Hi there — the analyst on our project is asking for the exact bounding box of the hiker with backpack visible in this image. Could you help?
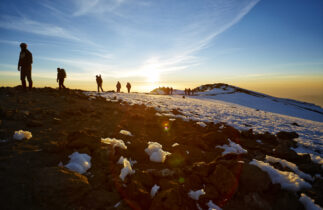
[57,68,66,90]
[96,75,104,93]
[116,81,121,93]
[126,82,131,93]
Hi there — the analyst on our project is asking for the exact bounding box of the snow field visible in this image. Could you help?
[87,92,322,168]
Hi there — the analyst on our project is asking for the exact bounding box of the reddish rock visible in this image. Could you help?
[33,167,90,209]
[208,164,239,198]
[239,164,271,193]
[65,130,101,154]
[201,131,229,146]
[150,187,195,210]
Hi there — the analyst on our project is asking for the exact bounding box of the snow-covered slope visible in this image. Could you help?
[194,84,323,123]
[87,90,323,167]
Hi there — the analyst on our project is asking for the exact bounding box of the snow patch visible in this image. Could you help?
[207,200,222,210]
[145,141,171,163]
[169,118,176,121]
[120,130,133,136]
[117,156,137,166]
[150,184,160,198]
[188,189,205,200]
[216,139,247,155]
[65,152,91,174]
[256,139,263,144]
[13,130,32,140]
[119,158,135,181]
[299,193,322,210]
[250,159,311,191]
[196,121,207,127]
[114,201,121,208]
[172,143,179,147]
[265,155,313,181]
[101,137,127,150]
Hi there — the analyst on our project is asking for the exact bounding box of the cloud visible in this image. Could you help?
[0,39,20,46]
[0,15,80,41]
[72,0,127,17]
[39,56,116,76]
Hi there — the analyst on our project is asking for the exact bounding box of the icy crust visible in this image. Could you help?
[145,141,171,163]
[13,130,32,140]
[188,189,205,200]
[86,92,323,167]
[101,137,127,150]
[249,159,311,192]
[65,152,91,174]
[299,193,323,210]
[265,155,313,181]
[216,139,247,155]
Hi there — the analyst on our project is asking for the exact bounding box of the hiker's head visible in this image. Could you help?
[20,43,27,50]
[57,68,60,72]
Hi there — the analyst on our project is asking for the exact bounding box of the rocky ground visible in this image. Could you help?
[0,87,322,210]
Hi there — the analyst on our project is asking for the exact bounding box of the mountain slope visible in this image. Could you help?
[193,83,323,123]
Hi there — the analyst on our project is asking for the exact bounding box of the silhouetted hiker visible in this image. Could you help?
[170,87,173,95]
[184,88,187,95]
[126,82,131,93]
[18,43,33,90]
[116,81,121,93]
[166,87,170,95]
[188,88,191,96]
[57,68,66,90]
[96,75,104,92]
[191,89,194,96]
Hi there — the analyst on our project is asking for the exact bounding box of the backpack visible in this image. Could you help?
[61,69,67,78]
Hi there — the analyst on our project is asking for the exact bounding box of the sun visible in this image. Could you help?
[147,71,159,83]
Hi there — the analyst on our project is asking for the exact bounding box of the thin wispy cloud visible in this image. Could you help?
[0,39,20,46]
[72,0,128,17]
[0,15,80,41]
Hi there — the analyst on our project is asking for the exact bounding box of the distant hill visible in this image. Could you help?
[193,83,323,122]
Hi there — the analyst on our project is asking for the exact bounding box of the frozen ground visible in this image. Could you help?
[86,91,323,166]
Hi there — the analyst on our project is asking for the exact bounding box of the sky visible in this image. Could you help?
[0,0,323,106]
